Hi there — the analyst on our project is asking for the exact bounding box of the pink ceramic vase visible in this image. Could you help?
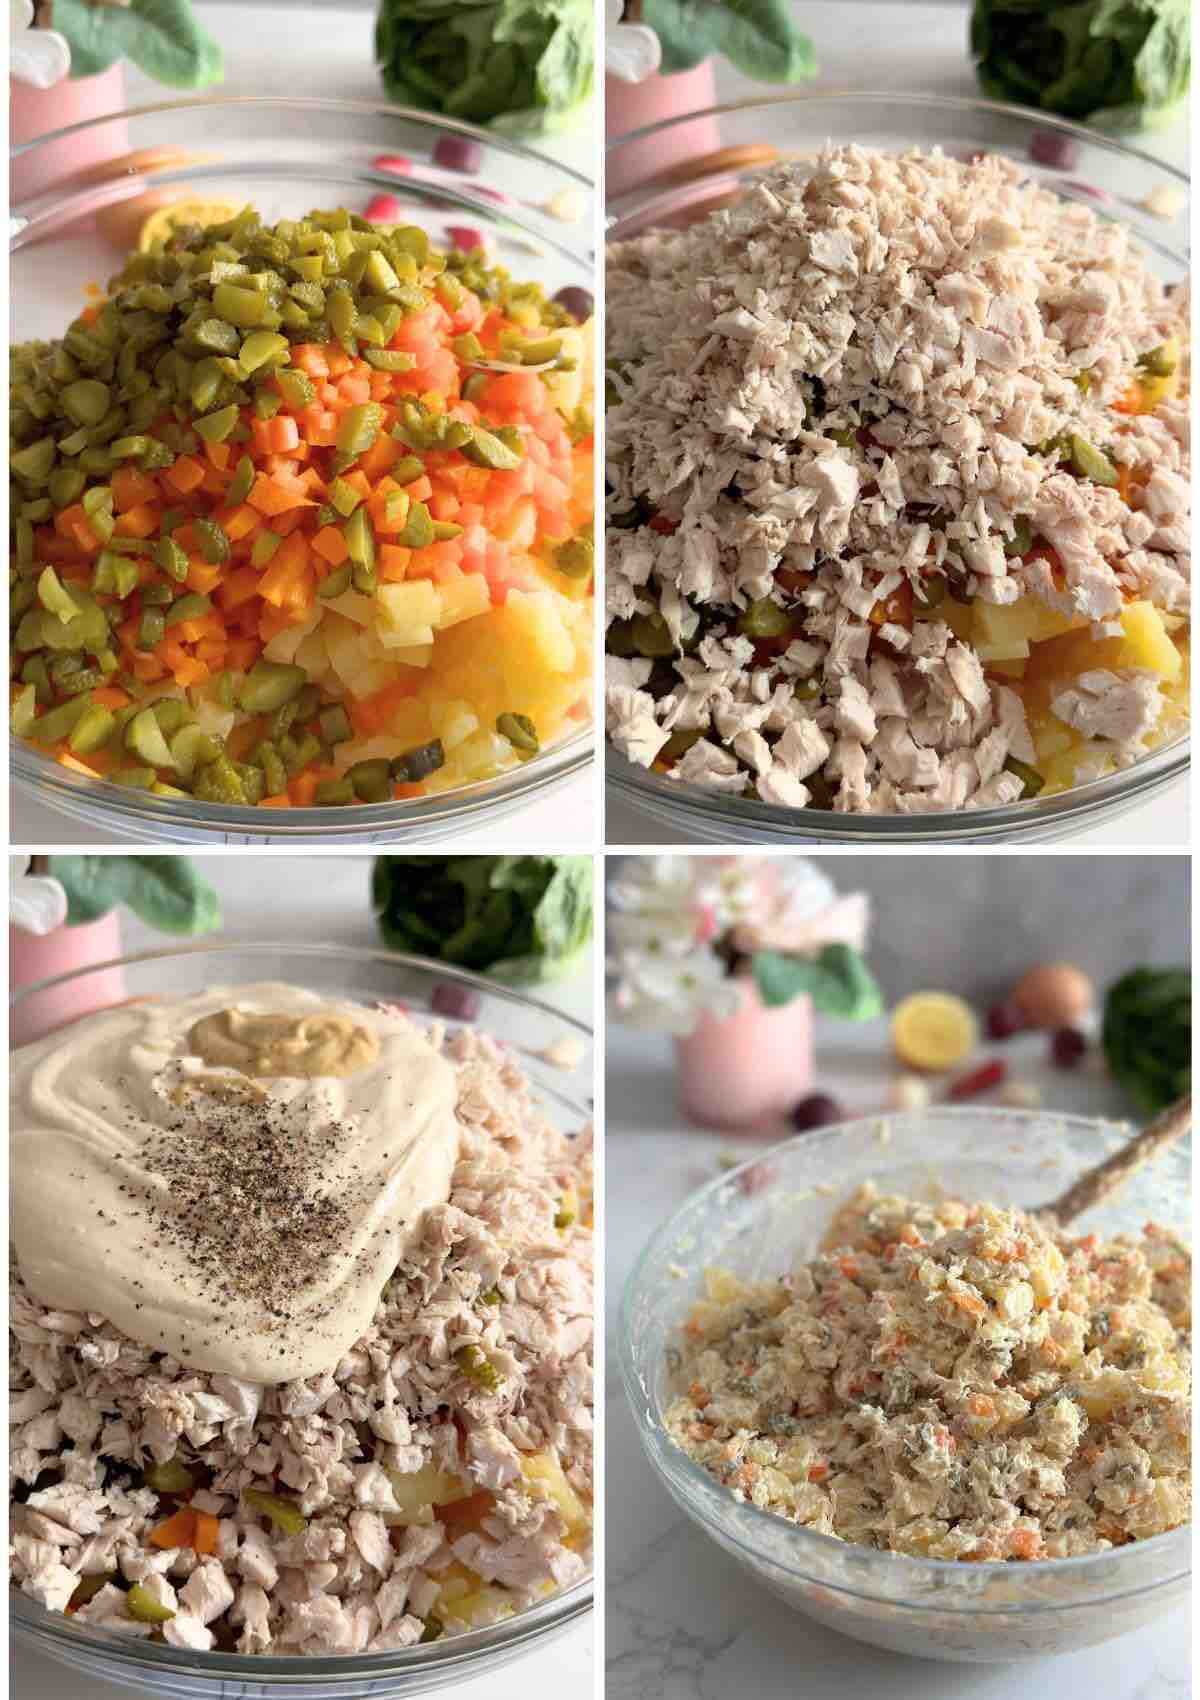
[10,910,127,1048]
[11,64,129,203]
[605,60,721,199]
[675,980,813,1132]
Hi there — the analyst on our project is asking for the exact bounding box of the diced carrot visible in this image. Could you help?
[288,771,320,806]
[149,1507,197,1550]
[191,1511,220,1557]
[378,544,411,582]
[111,466,159,512]
[291,344,330,378]
[164,454,206,495]
[247,474,312,518]
[1112,380,1145,416]
[313,525,350,566]
[203,438,232,471]
[252,414,301,456]
[224,504,261,542]
[226,636,261,672]
[259,793,292,808]
[218,566,263,611]
[186,558,224,595]
[91,685,132,711]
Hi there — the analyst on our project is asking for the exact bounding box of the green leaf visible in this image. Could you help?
[970,0,1189,132]
[753,944,882,1021]
[642,0,817,80]
[376,0,593,135]
[46,856,222,935]
[1102,965,1191,1114]
[372,855,592,982]
[54,0,224,88]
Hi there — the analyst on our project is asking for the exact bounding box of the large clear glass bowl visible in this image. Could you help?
[11,99,594,845]
[10,942,593,1696]
[606,93,1189,844]
[619,1107,1190,1661]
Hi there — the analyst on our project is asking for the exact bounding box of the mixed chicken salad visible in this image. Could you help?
[666,1183,1190,1560]
[606,146,1189,814]
[10,995,593,1656]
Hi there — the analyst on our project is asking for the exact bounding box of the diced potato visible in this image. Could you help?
[986,657,1027,679]
[436,573,491,630]
[705,1267,743,1304]
[323,590,377,629]
[1119,600,1182,681]
[385,1462,472,1526]
[540,323,589,419]
[389,643,434,668]
[976,637,1030,663]
[436,1583,515,1629]
[429,699,479,751]
[521,1450,590,1536]
[263,616,318,663]
[498,590,575,674]
[934,599,973,642]
[376,580,440,648]
[974,597,1085,650]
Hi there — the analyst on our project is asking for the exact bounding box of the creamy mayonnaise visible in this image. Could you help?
[10,982,459,1384]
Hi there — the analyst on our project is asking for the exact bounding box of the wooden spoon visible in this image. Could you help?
[1040,1096,1191,1226]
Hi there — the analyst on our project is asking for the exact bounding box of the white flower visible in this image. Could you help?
[606,0,661,84]
[10,854,68,936]
[731,861,870,957]
[611,941,742,1036]
[11,0,71,90]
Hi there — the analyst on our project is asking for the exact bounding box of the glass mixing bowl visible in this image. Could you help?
[11,98,595,844]
[619,1107,1190,1662]
[606,92,1189,844]
[10,941,593,1696]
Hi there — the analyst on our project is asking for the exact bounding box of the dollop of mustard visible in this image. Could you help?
[187,1007,380,1078]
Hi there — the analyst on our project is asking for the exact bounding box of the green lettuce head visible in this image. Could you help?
[373,856,592,983]
[971,0,1190,133]
[376,0,594,136]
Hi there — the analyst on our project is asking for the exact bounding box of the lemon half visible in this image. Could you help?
[891,992,978,1072]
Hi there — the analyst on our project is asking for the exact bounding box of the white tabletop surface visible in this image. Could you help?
[13,854,594,1700]
[10,0,596,851]
[606,1014,1191,1699]
[606,0,1190,850]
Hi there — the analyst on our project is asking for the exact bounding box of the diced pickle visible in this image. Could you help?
[1003,517,1033,557]
[193,755,248,804]
[497,712,539,754]
[346,758,392,802]
[38,565,81,624]
[453,1343,500,1391]
[319,563,353,599]
[459,427,522,471]
[737,597,792,638]
[319,704,353,744]
[10,683,38,737]
[152,698,191,736]
[238,660,306,713]
[30,696,90,743]
[391,739,445,783]
[555,535,593,578]
[125,708,175,768]
[630,611,675,657]
[144,1459,195,1494]
[1003,755,1045,799]
[126,1584,176,1624]
[69,705,116,754]
[252,740,289,798]
[1067,434,1119,488]
[170,724,222,779]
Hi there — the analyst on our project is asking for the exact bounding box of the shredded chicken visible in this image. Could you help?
[606,146,1190,813]
[10,1019,592,1656]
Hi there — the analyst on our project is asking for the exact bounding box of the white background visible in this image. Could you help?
[606,853,1191,1698]
[10,0,595,848]
[12,853,594,1698]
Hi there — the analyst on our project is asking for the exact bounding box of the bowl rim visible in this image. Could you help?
[605,88,1191,189]
[11,91,593,189]
[606,733,1189,842]
[605,88,1187,840]
[10,95,594,839]
[619,1107,1191,1599]
[10,940,594,1673]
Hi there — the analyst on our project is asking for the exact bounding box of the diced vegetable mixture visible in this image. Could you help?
[10,206,593,808]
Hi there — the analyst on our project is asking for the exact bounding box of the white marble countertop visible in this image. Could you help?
[605,1015,1191,1699]
[10,1,595,850]
[13,854,593,1700]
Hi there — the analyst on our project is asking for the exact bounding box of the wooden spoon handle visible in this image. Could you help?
[1041,1096,1191,1226]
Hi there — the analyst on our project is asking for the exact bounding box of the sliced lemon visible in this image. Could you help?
[138,198,246,253]
[891,992,978,1072]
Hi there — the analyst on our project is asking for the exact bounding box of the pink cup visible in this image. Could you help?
[11,65,129,204]
[10,911,127,1048]
[606,62,721,199]
[675,981,813,1132]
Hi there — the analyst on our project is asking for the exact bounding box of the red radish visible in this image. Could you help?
[364,193,405,224]
[446,225,488,254]
[372,154,414,176]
